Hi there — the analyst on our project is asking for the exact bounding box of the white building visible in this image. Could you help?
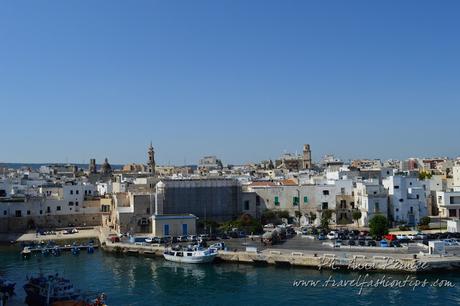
[383,176,427,226]
[453,166,460,191]
[354,180,388,226]
[435,190,460,218]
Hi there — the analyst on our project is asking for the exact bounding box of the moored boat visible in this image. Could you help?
[163,246,217,264]
[21,247,32,259]
[23,274,107,306]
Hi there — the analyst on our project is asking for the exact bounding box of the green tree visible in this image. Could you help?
[369,215,389,238]
[320,209,333,230]
[352,210,362,228]
[418,171,432,180]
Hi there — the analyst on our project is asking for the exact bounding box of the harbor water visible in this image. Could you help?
[1,246,459,306]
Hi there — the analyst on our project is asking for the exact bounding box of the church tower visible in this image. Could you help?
[302,144,312,169]
[147,142,156,176]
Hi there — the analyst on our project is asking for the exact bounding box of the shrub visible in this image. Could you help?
[419,216,431,226]
[399,225,410,231]
[417,224,430,231]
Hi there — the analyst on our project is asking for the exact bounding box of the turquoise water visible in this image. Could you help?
[1,246,459,306]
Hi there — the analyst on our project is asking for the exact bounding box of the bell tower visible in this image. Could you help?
[302,144,312,169]
[147,142,156,176]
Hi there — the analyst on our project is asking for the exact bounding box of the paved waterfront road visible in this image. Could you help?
[223,235,428,255]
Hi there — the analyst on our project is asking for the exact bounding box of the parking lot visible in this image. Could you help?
[221,235,428,254]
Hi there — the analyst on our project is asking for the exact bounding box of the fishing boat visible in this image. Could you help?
[163,245,218,264]
[23,274,107,306]
[71,243,80,256]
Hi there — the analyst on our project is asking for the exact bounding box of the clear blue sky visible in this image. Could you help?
[1,1,459,165]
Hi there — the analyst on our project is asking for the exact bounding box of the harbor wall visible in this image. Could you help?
[0,214,102,233]
[99,242,460,273]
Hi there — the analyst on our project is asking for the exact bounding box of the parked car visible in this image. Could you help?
[358,240,366,246]
[348,240,356,246]
[443,239,459,246]
[317,234,326,240]
[334,239,342,247]
[415,232,428,240]
[199,234,209,242]
[367,240,377,247]
[396,234,407,240]
[407,234,416,240]
[187,235,197,242]
[326,231,338,240]
[107,235,120,243]
[384,234,397,241]
[178,235,188,242]
[209,242,226,250]
[380,240,389,247]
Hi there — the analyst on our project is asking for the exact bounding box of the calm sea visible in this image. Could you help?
[0,246,459,306]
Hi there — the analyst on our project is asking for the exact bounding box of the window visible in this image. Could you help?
[394,186,400,189]
[322,202,328,210]
[303,196,308,204]
[244,200,250,210]
[39,210,42,215]
[70,190,73,195]
[274,196,280,206]
[47,207,51,213]
[410,207,413,213]
[76,190,79,195]
[57,206,61,211]
[3,210,7,216]
[323,190,329,196]
[146,208,150,214]
[449,209,457,217]
[27,210,31,215]
[15,210,22,217]
[293,196,299,206]
[340,200,346,209]
[256,195,260,206]
[375,202,379,212]
[76,202,79,206]
[340,188,345,194]
[88,190,92,195]
[69,201,74,206]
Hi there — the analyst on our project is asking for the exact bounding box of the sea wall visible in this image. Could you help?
[0,214,102,232]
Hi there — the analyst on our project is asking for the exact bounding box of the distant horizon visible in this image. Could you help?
[1,151,458,168]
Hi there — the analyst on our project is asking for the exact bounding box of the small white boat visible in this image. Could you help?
[21,247,32,258]
[163,246,217,264]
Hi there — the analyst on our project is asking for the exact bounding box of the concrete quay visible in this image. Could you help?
[99,240,460,273]
[12,227,460,273]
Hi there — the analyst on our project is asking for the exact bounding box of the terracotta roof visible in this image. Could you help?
[280,179,297,186]
[249,181,276,187]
